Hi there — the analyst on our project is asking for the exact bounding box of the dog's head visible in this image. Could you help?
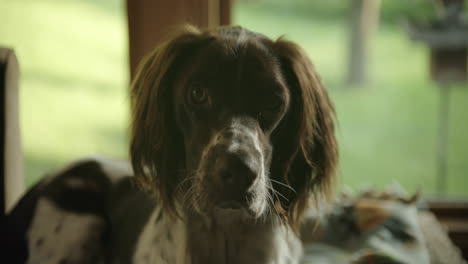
[130,25,337,229]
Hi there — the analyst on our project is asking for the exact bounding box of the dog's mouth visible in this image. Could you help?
[212,200,256,222]
[212,198,262,220]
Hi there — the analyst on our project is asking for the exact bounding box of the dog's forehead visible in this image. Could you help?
[185,36,286,97]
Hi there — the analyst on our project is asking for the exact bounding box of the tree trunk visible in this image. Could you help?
[346,0,381,86]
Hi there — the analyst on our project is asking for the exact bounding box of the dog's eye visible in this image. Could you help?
[258,100,282,121]
[262,101,282,114]
[190,86,207,105]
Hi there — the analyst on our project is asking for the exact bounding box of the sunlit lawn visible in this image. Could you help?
[1,0,467,197]
[0,0,129,186]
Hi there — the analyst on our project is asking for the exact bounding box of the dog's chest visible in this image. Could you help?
[132,208,187,264]
[133,209,302,264]
[187,221,302,264]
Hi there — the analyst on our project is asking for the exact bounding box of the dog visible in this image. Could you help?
[4,25,338,264]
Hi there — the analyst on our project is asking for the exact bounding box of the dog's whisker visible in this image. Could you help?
[266,182,289,203]
[179,180,200,212]
[266,185,283,222]
[272,189,289,203]
[266,192,277,220]
[270,179,296,194]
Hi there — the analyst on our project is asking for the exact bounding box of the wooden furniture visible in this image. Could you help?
[0,48,24,216]
[126,0,232,80]
[428,200,468,260]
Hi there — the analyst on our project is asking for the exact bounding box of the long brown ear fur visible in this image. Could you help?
[273,38,338,230]
[130,25,206,214]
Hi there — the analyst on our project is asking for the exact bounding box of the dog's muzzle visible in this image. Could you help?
[200,119,268,217]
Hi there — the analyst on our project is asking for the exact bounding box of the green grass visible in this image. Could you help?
[0,0,129,185]
[0,0,466,197]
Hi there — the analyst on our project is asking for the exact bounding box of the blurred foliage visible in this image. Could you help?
[380,0,434,23]
[237,0,467,25]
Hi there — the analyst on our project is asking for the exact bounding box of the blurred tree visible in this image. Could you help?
[347,0,381,85]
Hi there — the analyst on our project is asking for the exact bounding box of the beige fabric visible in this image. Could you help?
[0,48,24,213]
[418,211,467,264]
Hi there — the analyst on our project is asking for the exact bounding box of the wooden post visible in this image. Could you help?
[436,86,450,195]
[430,47,467,195]
[126,0,232,80]
[0,49,24,214]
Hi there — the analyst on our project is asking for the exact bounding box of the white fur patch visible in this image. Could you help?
[227,119,265,181]
[27,198,105,264]
[133,207,188,264]
[227,119,268,215]
[134,208,302,264]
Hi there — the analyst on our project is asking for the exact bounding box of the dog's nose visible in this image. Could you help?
[218,152,258,192]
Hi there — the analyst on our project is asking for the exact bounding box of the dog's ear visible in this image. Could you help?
[130,25,205,213]
[273,38,338,229]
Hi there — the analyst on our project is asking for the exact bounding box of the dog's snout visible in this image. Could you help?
[199,120,268,212]
[218,153,257,191]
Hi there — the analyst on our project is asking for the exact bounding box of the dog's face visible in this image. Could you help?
[173,35,290,218]
[130,26,337,228]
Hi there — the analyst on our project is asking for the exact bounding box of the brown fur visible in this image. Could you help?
[273,38,338,229]
[129,25,338,231]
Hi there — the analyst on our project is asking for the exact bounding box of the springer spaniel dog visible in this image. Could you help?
[4,25,338,264]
